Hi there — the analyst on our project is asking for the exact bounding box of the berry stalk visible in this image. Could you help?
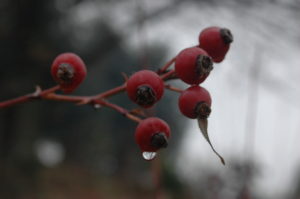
[164,84,183,93]
[92,84,126,100]
[157,57,176,74]
[39,93,143,123]
[160,69,177,80]
[42,93,86,103]
[94,99,142,123]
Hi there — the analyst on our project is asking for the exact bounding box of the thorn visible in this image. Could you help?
[76,98,92,105]
[32,85,42,98]
[130,108,146,117]
[121,72,129,82]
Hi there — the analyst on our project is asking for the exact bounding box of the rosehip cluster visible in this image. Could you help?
[175,26,233,120]
[48,26,233,162]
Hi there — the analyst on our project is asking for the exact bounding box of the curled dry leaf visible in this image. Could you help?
[197,118,225,165]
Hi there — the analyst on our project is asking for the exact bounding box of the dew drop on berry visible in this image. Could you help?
[142,151,157,161]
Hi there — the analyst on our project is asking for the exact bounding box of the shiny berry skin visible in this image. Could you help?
[175,47,213,85]
[199,26,233,63]
[135,117,171,152]
[126,70,164,108]
[51,52,87,93]
[178,85,211,119]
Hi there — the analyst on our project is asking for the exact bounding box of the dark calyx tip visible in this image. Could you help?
[136,85,156,106]
[220,28,233,44]
[57,63,75,82]
[196,55,213,76]
[151,132,168,149]
[195,102,211,119]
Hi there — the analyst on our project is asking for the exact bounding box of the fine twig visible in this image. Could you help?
[164,84,183,93]
[157,57,176,74]
[93,99,142,123]
[0,85,60,109]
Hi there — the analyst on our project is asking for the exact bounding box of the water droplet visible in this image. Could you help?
[94,104,101,109]
[142,151,157,161]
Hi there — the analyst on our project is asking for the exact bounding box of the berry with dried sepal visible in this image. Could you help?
[178,85,211,119]
[51,52,87,93]
[126,70,164,108]
[199,26,233,63]
[175,47,213,85]
[135,117,171,152]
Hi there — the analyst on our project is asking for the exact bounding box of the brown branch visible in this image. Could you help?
[0,85,60,109]
[129,108,147,117]
[0,53,180,121]
[157,57,176,74]
[14,91,143,123]
[164,84,183,93]
[160,69,177,80]
[32,92,143,123]
[42,93,86,103]
[93,84,126,99]
[0,52,178,109]
[73,84,127,105]
[94,99,142,123]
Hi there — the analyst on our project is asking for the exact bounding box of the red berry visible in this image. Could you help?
[135,117,171,152]
[51,52,87,93]
[178,85,211,119]
[126,70,164,108]
[175,47,213,85]
[199,26,233,63]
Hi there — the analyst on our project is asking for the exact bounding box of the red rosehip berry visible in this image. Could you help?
[199,26,233,63]
[126,70,164,108]
[51,52,87,93]
[175,47,213,85]
[178,85,211,119]
[135,117,171,152]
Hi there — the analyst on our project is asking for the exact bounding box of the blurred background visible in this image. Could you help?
[0,0,300,198]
